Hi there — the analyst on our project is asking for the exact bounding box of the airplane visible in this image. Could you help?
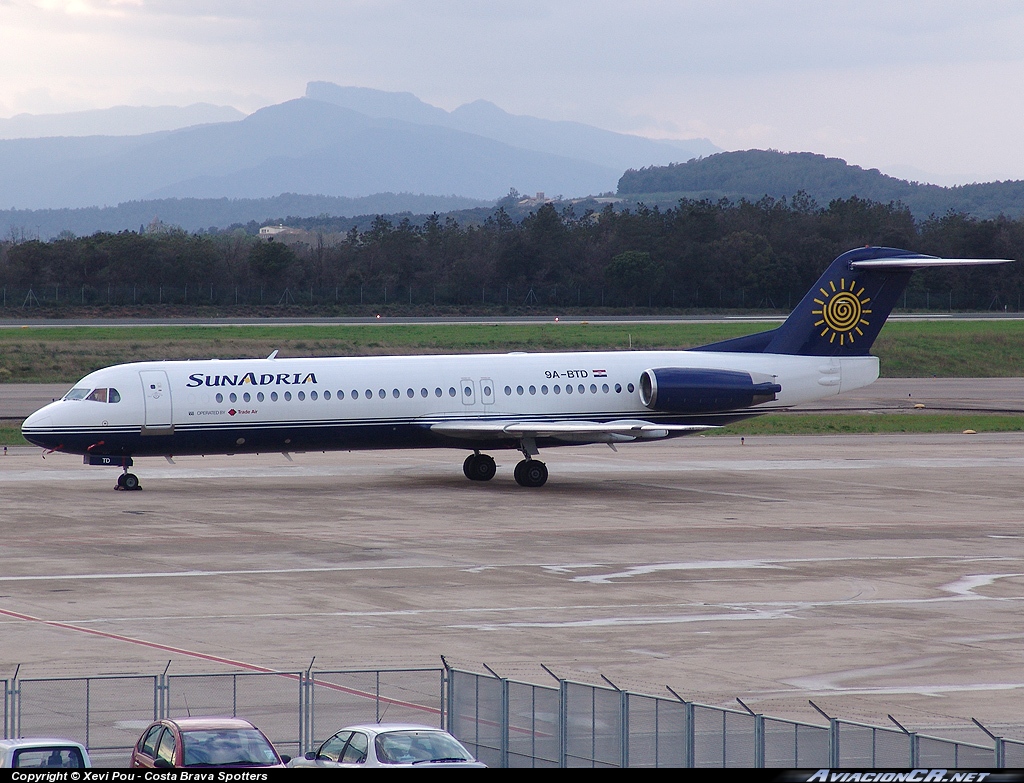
[21,246,1012,490]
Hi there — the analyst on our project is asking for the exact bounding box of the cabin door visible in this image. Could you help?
[140,370,173,429]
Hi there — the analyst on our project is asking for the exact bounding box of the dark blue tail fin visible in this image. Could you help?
[696,246,1012,357]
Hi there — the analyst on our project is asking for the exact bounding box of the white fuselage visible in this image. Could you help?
[22,349,879,459]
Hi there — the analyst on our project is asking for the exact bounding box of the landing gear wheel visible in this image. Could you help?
[514,459,548,488]
[463,453,497,481]
[116,472,141,491]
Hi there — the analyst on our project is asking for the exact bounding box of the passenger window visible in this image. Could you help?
[257,392,265,402]
[517,385,524,395]
[565,385,572,394]
[284,391,292,401]
[435,388,442,397]
[109,388,121,403]
[318,732,351,763]
[579,385,585,394]
[553,385,560,394]
[142,725,163,756]
[529,385,536,395]
[271,391,279,401]
[229,392,237,403]
[615,383,622,393]
[156,729,176,764]
[342,732,368,764]
[243,392,251,402]
[86,388,108,403]
[448,387,456,397]
[216,393,224,403]
[541,385,548,395]
[378,389,386,399]
[365,389,372,399]
[590,384,597,393]
[298,391,306,401]
[311,391,318,400]
[602,384,609,393]
[323,391,330,400]
[504,386,511,396]
[392,389,400,398]
[420,388,428,398]
[627,383,635,393]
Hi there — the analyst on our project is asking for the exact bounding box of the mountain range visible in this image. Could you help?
[0,84,717,212]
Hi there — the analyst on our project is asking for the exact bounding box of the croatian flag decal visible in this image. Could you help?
[593,369,607,377]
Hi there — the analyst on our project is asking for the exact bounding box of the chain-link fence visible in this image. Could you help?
[2,664,1018,767]
[1,283,1017,312]
[446,668,1005,768]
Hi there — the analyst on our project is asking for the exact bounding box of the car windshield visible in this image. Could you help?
[374,731,473,764]
[181,729,279,767]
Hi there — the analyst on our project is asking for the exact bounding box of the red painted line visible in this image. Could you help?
[1,607,439,715]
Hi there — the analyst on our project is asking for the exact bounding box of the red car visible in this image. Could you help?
[130,717,288,768]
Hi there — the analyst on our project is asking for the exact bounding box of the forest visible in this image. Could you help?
[1,194,1022,312]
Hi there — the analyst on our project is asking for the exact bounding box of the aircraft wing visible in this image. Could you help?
[429,419,716,443]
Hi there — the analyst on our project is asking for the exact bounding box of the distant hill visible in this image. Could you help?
[0,103,245,139]
[617,150,1024,219]
[0,193,493,240]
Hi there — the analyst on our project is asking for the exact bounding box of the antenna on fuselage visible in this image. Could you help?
[266,350,279,360]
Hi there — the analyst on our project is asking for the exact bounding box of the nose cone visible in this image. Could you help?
[22,403,59,448]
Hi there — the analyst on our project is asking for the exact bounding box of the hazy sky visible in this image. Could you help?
[3,1,1024,184]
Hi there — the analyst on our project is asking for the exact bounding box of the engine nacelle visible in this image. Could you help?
[639,368,782,413]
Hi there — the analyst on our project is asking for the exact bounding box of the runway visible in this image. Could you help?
[2,432,1024,741]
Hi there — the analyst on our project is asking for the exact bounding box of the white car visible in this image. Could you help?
[288,723,486,768]
[0,738,91,768]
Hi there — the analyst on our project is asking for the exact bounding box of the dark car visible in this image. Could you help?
[129,717,287,768]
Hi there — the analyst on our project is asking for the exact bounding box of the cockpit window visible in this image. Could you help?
[70,387,121,403]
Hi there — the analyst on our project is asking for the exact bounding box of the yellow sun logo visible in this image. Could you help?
[813,278,872,346]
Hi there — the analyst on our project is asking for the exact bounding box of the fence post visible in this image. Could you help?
[558,679,568,767]
[830,719,840,767]
[12,668,20,738]
[737,698,764,767]
[620,690,629,768]
[972,718,1004,768]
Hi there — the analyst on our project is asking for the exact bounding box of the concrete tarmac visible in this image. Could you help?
[2,432,1024,741]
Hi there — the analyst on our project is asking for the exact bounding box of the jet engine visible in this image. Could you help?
[639,368,782,413]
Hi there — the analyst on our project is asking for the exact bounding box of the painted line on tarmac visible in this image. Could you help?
[0,606,438,715]
[0,553,1018,585]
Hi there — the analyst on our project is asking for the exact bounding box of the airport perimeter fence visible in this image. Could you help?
[3,666,1023,767]
[0,283,1017,312]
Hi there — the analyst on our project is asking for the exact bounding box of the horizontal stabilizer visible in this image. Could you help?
[849,257,1013,269]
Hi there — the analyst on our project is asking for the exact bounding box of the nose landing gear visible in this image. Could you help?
[116,470,142,491]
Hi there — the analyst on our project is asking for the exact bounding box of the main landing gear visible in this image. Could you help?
[513,458,548,488]
[462,448,548,487]
[463,452,497,482]
[116,469,142,491]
